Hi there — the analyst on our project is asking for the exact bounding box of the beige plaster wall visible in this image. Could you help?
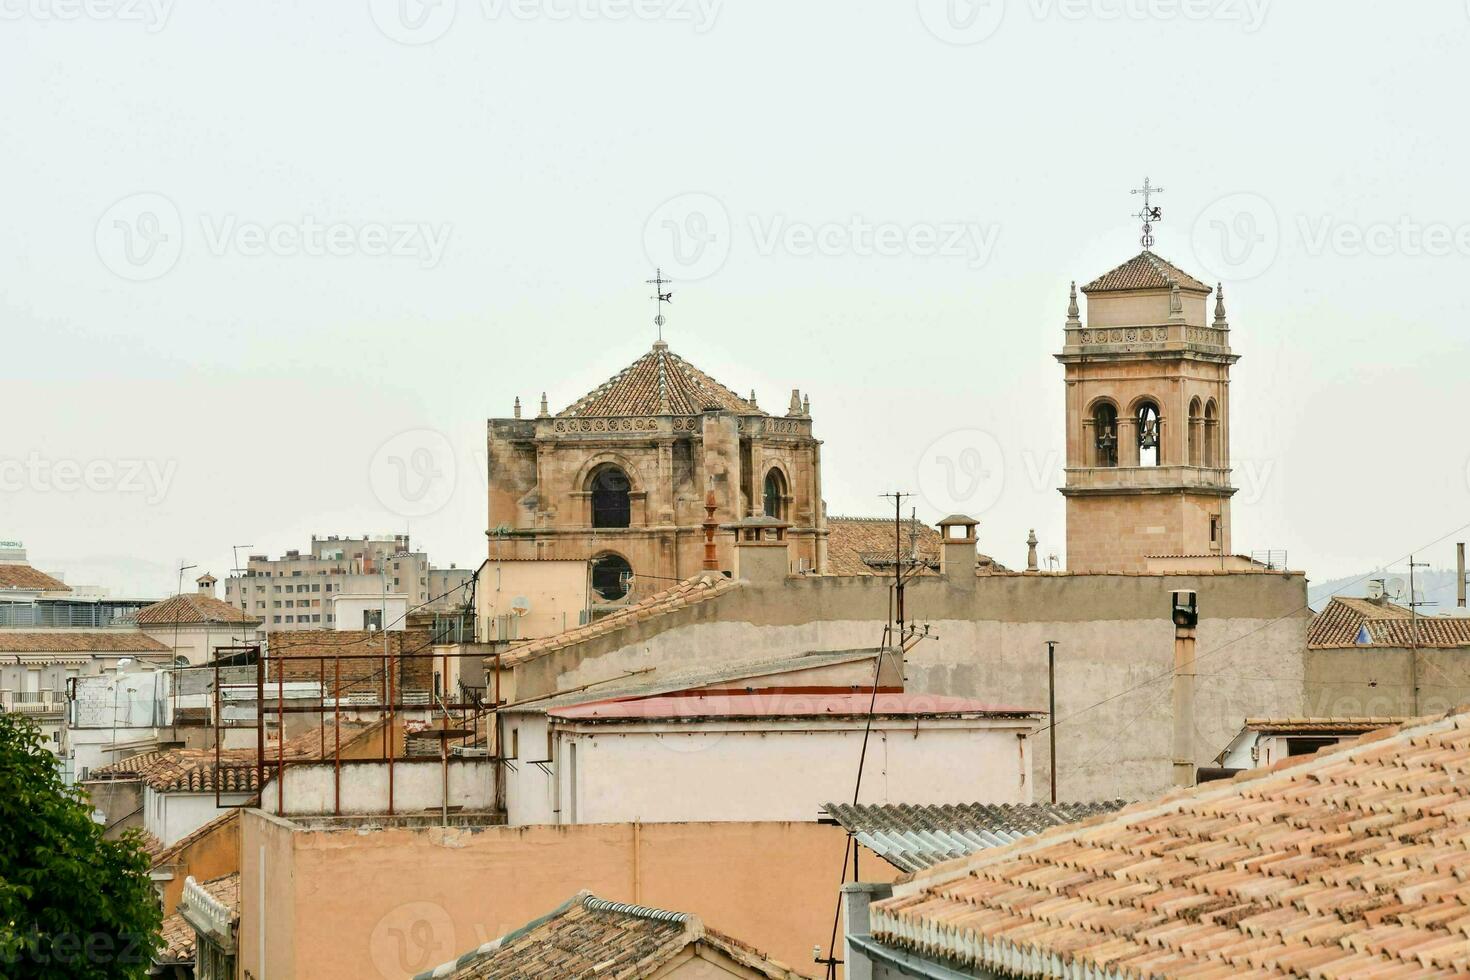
[504,571,1310,802]
[1303,647,1470,718]
[239,812,890,980]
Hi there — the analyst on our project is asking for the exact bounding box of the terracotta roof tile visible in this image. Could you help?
[871,707,1470,979]
[1082,250,1212,293]
[135,593,261,627]
[558,342,758,418]
[89,723,373,792]
[500,573,740,667]
[0,563,71,591]
[0,631,170,653]
[413,891,803,980]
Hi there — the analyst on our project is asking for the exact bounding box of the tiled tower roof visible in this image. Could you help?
[557,342,759,418]
[1082,250,1212,293]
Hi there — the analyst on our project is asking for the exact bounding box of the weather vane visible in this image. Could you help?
[1130,177,1164,248]
[646,268,673,342]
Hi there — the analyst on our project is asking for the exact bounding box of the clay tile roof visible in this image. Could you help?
[1082,250,1212,294]
[823,801,1131,872]
[825,517,1004,577]
[90,723,373,792]
[557,342,759,417]
[1307,596,1427,648]
[155,873,239,965]
[0,563,70,592]
[870,705,1470,979]
[0,631,170,653]
[413,891,804,980]
[135,592,261,627]
[501,573,741,667]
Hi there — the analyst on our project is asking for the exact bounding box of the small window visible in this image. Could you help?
[590,464,632,528]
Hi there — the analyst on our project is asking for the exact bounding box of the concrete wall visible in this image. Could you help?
[258,760,495,818]
[476,559,589,640]
[1304,647,1470,717]
[147,786,253,845]
[514,717,1033,826]
[239,811,893,980]
[153,811,240,914]
[504,570,1310,802]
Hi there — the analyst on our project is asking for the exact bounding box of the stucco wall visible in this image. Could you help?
[154,811,240,914]
[240,812,892,980]
[258,760,495,818]
[1304,647,1470,717]
[544,719,1032,825]
[504,570,1310,802]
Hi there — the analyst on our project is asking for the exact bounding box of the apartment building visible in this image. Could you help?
[223,534,470,634]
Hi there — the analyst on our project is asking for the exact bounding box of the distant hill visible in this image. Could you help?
[1308,568,1468,614]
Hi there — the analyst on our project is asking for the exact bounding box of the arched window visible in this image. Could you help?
[589,464,631,528]
[1092,403,1118,467]
[763,468,787,519]
[590,553,633,601]
[1136,401,1162,467]
[1204,399,1218,467]
[1188,397,1202,466]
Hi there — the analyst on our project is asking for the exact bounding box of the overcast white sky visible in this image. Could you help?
[3,0,1469,598]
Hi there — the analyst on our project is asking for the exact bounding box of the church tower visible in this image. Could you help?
[1057,251,1239,572]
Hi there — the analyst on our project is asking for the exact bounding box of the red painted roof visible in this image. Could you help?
[549,691,1037,721]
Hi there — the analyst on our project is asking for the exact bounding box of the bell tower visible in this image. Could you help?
[1056,251,1239,572]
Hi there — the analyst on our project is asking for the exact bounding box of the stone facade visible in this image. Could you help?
[487,341,827,603]
[1057,252,1239,572]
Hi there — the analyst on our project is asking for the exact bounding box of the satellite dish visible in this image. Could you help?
[1386,577,1407,600]
[510,596,531,617]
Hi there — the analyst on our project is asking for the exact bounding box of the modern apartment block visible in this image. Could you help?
[223,534,470,634]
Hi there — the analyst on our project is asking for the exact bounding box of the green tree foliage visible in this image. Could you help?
[0,713,160,979]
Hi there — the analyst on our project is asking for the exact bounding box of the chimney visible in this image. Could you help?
[936,515,979,581]
[1026,529,1039,572]
[196,573,217,597]
[727,515,791,584]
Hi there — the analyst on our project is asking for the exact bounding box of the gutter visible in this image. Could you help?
[847,934,1002,980]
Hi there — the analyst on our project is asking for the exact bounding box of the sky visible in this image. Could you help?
[3,0,1469,599]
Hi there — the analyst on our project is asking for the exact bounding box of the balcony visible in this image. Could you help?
[2,690,62,715]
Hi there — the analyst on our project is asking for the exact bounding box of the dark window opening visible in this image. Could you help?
[1286,736,1338,757]
[591,554,632,601]
[763,469,786,519]
[590,465,631,528]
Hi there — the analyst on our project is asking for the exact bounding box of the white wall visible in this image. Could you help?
[331,594,408,632]
[257,760,495,817]
[505,714,1034,826]
[145,787,252,845]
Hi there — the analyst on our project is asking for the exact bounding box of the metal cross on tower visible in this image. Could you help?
[1130,177,1164,248]
[646,268,673,342]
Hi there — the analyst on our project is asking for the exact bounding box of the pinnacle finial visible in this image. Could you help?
[1026,529,1039,572]
[749,389,758,409]
[1213,283,1228,327]
[802,394,810,417]
[538,392,550,418]
[1066,281,1081,327]
[513,396,521,419]
[787,389,802,417]
[1168,281,1184,323]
